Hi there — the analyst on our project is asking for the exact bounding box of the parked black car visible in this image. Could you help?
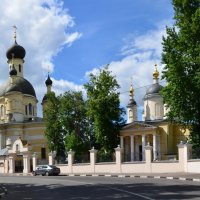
[32,165,60,176]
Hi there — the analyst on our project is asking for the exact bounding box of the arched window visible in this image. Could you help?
[41,148,46,159]
[0,105,4,117]
[29,103,32,115]
[16,144,19,151]
[19,64,21,72]
[25,105,28,115]
[129,110,133,118]
[155,103,160,117]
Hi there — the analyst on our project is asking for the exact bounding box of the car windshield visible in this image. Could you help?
[49,165,57,168]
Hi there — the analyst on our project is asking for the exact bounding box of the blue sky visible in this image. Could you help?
[0,0,174,118]
[54,0,173,83]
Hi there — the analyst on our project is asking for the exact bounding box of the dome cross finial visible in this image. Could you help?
[129,77,134,99]
[153,64,159,80]
[13,25,17,43]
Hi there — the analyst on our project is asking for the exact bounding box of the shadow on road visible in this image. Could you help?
[2,181,200,200]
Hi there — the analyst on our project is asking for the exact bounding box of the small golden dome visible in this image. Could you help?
[153,64,159,79]
[130,84,134,97]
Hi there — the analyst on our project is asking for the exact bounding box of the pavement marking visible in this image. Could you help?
[166,177,173,180]
[107,186,155,200]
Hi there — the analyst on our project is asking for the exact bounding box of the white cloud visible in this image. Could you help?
[52,78,84,95]
[0,0,81,116]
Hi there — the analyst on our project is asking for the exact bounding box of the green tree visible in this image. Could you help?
[84,66,125,152]
[43,92,65,162]
[60,91,91,153]
[161,0,200,147]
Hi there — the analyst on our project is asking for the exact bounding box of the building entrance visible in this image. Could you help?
[15,155,23,173]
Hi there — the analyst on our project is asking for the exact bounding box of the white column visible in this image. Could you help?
[142,134,146,161]
[120,136,124,148]
[8,155,15,174]
[23,153,30,173]
[135,136,139,161]
[0,133,2,149]
[157,135,161,160]
[153,133,157,160]
[130,135,134,161]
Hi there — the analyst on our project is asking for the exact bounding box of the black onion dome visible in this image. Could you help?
[9,67,17,76]
[6,41,26,60]
[127,99,137,107]
[0,77,36,97]
[45,74,52,86]
[146,83,163,95]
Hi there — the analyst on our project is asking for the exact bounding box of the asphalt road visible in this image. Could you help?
[0,175,200,200]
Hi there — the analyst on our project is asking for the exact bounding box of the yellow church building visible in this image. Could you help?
[120,65,190,162]
[0,29,191,174]
[0,30,51,173]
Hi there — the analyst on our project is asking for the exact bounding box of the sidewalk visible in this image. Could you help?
[60,172,200,182]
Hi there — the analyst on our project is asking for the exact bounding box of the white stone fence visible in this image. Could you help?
[48,143,200,174]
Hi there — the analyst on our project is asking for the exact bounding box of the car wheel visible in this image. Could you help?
[46,171,49,176]
[33,172,36,176]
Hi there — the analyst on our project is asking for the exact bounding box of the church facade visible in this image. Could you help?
[120,65,190,162]
[0,31,51,173]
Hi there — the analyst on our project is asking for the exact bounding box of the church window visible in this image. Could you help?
[25,105,28,115]
[129,110,133,118]
[19,64,21,72]
[16,144,19,151]
[0,105,3,116]
[29,103,32,115]
[41,148,46,159]
[155,103,160,117]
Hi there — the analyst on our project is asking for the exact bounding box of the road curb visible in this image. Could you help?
[62,173,200,182]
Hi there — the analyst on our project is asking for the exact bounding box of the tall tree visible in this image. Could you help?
[60,91,91,153]
[43,92,65,162]
[84,66,125,152]
[161,0,200,147]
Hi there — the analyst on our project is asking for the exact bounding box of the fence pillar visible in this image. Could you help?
[32,152,37,171]
[48,151,56,165]
[115,145,123,173]
[177,142,192,172]
[89,147,97,173]
[68,149,75,174]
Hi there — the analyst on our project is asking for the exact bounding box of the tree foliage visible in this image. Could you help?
[60,91,91,153]
[84,66,125,151]
[43,92,65,161]
[161,0,200,146]
[44,91,91,160]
